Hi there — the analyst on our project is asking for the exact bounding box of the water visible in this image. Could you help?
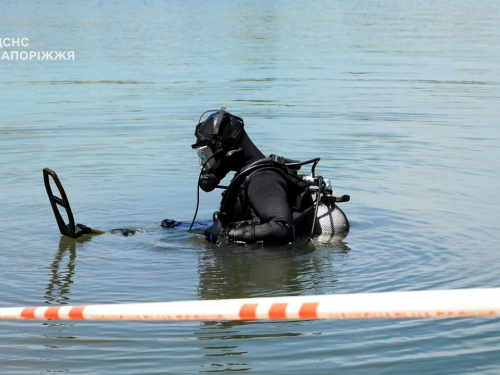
[1,0,500,373]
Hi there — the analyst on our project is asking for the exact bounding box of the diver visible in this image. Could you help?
[190,106,350,245]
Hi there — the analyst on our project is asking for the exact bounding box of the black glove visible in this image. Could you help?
[204,211,228,244]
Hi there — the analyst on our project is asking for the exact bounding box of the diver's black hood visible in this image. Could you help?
[193,110,265,190]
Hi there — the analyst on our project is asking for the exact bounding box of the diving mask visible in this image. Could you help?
[197,145,217,170]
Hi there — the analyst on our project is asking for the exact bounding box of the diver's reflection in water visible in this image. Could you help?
[197,237,350,300]
[196,237,351,373]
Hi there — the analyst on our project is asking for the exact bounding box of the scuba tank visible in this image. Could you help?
[315,201,350,235]
[299,166,350,238]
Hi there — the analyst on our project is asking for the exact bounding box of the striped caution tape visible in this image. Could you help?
[1,288,499,321]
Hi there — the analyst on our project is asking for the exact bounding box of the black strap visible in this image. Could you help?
[212,105,226,136]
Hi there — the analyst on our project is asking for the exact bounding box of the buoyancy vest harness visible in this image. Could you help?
[218,155,315,232]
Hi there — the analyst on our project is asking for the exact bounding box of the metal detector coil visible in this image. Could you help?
[43,168,102,239]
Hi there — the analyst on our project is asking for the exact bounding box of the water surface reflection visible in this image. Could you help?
[195,239,350,372]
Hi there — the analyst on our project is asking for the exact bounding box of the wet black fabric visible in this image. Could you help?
[226,169,296,244]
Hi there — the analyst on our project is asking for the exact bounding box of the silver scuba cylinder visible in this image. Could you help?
[313,202,349,236]
[302,176,350,238]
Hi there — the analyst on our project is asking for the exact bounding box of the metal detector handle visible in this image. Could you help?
[43,168,104,238]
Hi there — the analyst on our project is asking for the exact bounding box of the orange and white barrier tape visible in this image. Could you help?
[1,288,500,322]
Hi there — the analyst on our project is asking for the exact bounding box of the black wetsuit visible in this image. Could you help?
[215,160,315,245]
[225,169,297,244]
[196,110,314,245]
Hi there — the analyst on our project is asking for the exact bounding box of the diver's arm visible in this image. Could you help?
[227,171,295,245]
[227,219,295,244]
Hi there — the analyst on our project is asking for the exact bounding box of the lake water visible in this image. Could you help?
[1,0,500,373]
